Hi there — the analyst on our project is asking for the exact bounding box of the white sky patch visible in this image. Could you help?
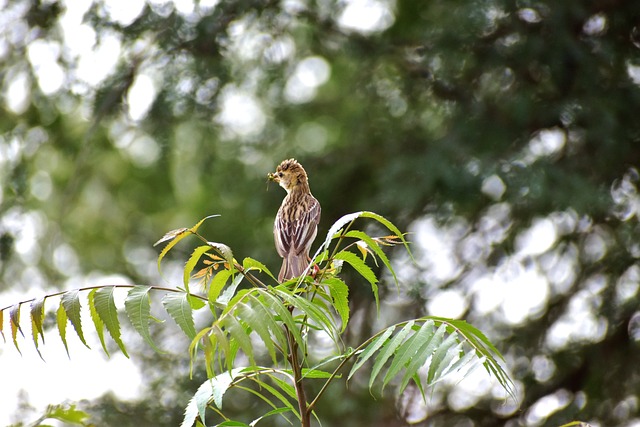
[0,274,142,426]
[412,217,464,286]
[583,13,607,36]
[198,0,220,14]
[628,63,640,86]
[104,0,146,26]
[516,217,557,257]
[264,35,296,64]
[481,174,506,200]
[127,73,158,121]
[4,70,30,114]
[215,85,267,138]
[545,283,608,350]
[59,0,96,56]
[27,40,64,95]
[525,128,566,163]
[4,209,47,265]
[473,259,550,325]
[500,263,549,324]
[76,32,122,86]
[446,363,494,411]
[53,242,81,276]
[526,389,572,426]
[518,8,542,23]
[226,17,268,63]
[173,0,195,16]
[426,289,467,318]
[337,0,396,34]
[285,56,331,104]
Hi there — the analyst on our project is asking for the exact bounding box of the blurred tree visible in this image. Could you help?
[2,0,640,426]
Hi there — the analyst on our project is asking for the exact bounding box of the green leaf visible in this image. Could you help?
[435,317,514,398]
[30,297,46,349]
[181,368,244,427]
[236,301,278,364]
[154,227,189,247]
[61,290,89,348]
[248,294,287,350]
[275,288,338,342]
[399,322,445,392]
[0,309,5,342]
[88,289,109,356]
[218,273,246,306]
[248,377,299,420]
[188,294,206,310]
[45,403,90,424]
[344,230,398,286]
[285,368,334,379]
[124,285,164,353]
[249,407,292,427]
[316,212,363,256]
[382,320,436,390]
[56,304,69,357]
[211,324,232,370]
[323,277,349,332]
[242,257,277,282]
[215,368,244,410]
[155,228,190,275]
[265,373,298,401]
[189,325,213,375]
[369,320,415,390]
[426,332,459,385]
[163,292,196,340]
[348,327,395,380]
[209,269,232,304]
[208,241,234,268]
[223,314,254,366]
[94,286,129,357]
[448,318,505,362]
[443,345,478,379]
[314,211,411,261]
[258,290,304,350]
[333,250,379,308]
[9,304,24,353]
[359,211,412,258]
[184,245,212,293]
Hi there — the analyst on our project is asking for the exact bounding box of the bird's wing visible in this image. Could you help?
[274,195,321,258]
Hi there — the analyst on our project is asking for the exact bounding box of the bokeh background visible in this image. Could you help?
[2,0,640,426]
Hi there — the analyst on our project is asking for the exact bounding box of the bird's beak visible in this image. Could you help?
[268,172,278,182]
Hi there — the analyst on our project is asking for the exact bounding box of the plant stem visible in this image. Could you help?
[286,324,310,427]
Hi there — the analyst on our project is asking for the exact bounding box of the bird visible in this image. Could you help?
[268,159,321,282]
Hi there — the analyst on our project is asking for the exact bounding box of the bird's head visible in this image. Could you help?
[268,158,309,193]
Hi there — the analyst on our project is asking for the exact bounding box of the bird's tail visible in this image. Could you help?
[278,253,308,282]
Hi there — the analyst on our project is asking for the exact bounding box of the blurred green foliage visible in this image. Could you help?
[2,0,640,426]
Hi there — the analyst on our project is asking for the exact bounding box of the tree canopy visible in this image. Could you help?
[2,0,640,426]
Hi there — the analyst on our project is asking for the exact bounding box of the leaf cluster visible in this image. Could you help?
[1,212,512,427]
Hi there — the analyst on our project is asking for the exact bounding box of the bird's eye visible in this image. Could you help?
[278,172,283,177]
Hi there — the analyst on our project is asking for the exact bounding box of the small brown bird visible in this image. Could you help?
[268,159,321,282]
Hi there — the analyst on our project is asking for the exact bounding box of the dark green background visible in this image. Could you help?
[2,1,640,426]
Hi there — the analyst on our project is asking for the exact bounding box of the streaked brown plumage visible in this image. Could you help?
[268,159,321,282]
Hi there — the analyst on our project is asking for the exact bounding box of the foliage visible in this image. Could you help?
[2,0,640,425]
[1,213,512,426]
[10,403,91,427]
